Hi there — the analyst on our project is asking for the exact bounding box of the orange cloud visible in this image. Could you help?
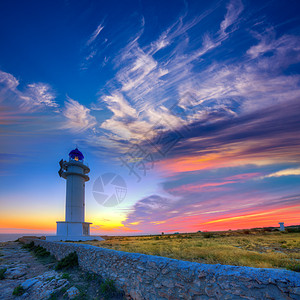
[197,205,300,231]
[123,204,300,234]
[158,140,300,175]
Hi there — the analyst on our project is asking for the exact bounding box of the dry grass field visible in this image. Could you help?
[80,228,300,271]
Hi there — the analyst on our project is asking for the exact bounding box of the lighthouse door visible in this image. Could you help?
[83,223,89,235]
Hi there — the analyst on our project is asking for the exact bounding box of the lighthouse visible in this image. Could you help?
[46,148,103,241]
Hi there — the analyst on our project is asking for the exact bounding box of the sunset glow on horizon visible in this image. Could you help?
[0,0,300,236]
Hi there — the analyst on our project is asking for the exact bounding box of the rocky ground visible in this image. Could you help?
[0,241,125,299]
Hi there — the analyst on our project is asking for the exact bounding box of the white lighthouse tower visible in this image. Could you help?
[46,148,103,241]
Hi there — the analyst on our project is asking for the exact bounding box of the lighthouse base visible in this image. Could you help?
[46,221,104,242]
[46,235,103,241]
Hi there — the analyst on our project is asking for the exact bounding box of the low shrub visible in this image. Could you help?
[49,287,68,300]
[0,268,7,280]
[288,264,300,272]
[12,285,25,296]
[85,272,98,281]
[22,242,55,266]
[22,242,50,257]
[286,228,300,233]
[61,272,70,280]
[100,278,117,296]
[46,276,55,282]
[55,252,78,270]
[202,232,214,239]
[22,241,35,250]
[33,246,50,257]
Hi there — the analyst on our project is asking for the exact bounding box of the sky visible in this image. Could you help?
[0,0,300,235]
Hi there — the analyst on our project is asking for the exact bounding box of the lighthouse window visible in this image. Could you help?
[74,156,79,161]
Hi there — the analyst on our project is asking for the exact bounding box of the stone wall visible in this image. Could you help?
[26,239,300,299]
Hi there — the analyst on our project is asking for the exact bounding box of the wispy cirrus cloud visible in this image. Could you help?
[247,28,300,64]
[91,0,300,164]
[81,22,105,70]
[0,70,58,111]
[99,93,153,142]
[262,167,300,178]
[219,0,243,36]
[0,70,19,91]
[62,97,97,132]
[86,23,104,46]
[87,0,243,152]
[19,83,58,110]
[0,70,98,136]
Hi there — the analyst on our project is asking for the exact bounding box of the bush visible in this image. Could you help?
[0,268,7,280]
[12,285,25,296]
[202,232,214,239]
[49,287,67,300]
[61,273,70,280]
[85,272,98,281]
[289,264,300,272]
[22,241,35,250]
[55,252,78,270]
[286,227,300,233]
[100,278,117,296]
[33,246,50,257]
[22,242,50,258]
[46,276,55,282]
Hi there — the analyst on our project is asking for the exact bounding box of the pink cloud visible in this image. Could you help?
[169,180,236,193]
[224,172,261,181]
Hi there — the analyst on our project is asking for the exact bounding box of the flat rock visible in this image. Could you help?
[66,286,80,299]
[21,278,39,290]
[4,266,27,279]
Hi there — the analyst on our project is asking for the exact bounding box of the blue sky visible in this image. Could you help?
[1,0,300,234]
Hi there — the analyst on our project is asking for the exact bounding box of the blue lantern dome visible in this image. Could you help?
[69,148,84,161]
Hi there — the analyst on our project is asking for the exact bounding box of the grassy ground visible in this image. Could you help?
[80,229,300,271]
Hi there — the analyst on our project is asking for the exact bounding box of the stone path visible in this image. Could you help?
[0,241,125,300]
[0,241,70,299]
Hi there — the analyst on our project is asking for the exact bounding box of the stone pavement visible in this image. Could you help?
[0,242,71,299]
